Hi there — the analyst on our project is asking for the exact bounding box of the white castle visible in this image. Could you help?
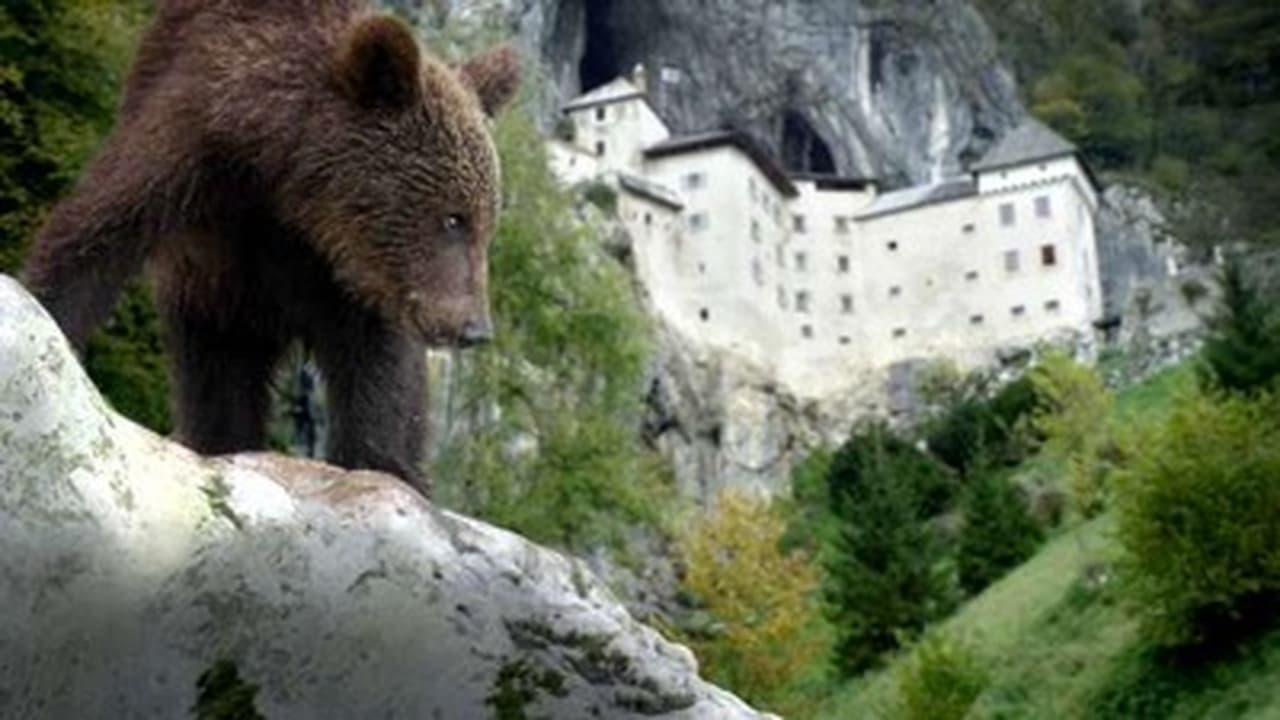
[549,68,1104,398]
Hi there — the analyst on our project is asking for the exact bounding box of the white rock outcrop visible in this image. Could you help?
[0,276,770,719]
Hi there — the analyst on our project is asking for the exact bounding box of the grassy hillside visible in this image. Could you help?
[812,364,1280,719]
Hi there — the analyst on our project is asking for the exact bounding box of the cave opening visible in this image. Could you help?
[579,0,622,92]
[781,110,836,174]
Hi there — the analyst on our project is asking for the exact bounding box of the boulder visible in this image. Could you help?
[0,276,770,719]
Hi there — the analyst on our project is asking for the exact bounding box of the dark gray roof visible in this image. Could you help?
[617,173,683,211]
[855,178,977,220]
[970,118,1078,172]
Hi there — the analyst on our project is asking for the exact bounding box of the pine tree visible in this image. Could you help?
[822,422,955,676]
[1199,259,1280,395]
[956,471,1044,595]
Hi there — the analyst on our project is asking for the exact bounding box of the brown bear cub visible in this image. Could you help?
[22,1,520,495]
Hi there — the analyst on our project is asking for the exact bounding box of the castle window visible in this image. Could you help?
[752,258,764,286]
[596,141,606,157]
[688,213,708,232]
[749,177,757,197]
[698,263,706,274]
[595,106,607,122]
[1041,244,1058,267]
[892,327,907,339]
[1004,250,1020,273]
[970,314,984,326]
[794,252,808,272]
[684,172,706,190]
[999,202,1016,226]
[644,212,653,226]
[1035,195,1052,218]
[889,285,902,298]
[777,286,788,309]
[699,308,710,322]
[1045,299,1061,313]
[887,240,899,252]
[965,270,979,281]
[801,325,814,339]
[751,219,761,242]
[776,245,785,268]
[839,336,851,346]
[793,214,807,233]
[841,294,854,314]
[795,291,811,313]
[1011,305,1026,318]
[962,223,976,234]
[835,216,850,234]
[838,255,850,273]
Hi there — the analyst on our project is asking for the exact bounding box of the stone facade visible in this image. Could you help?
[550,72,1104,400]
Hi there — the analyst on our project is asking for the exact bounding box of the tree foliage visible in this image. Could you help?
[1113,390,1280,648]
[1199,259,1280,395]
[822,422,956,676]
[957,470,1044,595]
[889,632,989,720]
[1029,353,1116,517]
[679,490,827,715]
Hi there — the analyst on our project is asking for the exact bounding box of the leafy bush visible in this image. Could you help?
[957,471,1045,595]
[823,421,956,675]
[680,490,828,715]
[432,110,669,551]
[890,633,989,720]
[1029,352,1116,517]
[1199,259,1280,395]
[1113,390,1280,648]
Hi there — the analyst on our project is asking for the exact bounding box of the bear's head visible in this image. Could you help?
[290,16,520,348]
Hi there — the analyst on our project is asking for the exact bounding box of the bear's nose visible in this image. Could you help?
[458,318,493,348]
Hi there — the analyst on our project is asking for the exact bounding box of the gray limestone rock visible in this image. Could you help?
[0,275,770,720]
[414,0,1023,184]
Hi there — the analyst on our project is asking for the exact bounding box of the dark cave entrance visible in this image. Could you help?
[579,0,622,92]
[781,110,836,174]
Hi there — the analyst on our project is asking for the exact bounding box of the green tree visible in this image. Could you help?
[822,422,955,676]
[956,470,1044,595]
[1199,259,1280,395]
[1030,352,1116,517]
[1113,390,1280,648]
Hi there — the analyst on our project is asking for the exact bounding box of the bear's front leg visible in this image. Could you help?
[163,304,286,456]
[312,311,429,496]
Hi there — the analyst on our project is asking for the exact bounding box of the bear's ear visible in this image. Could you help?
[338,15,422,110]
[457,45,521,118]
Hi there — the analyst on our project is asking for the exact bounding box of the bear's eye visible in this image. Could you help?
[443,214,468,234]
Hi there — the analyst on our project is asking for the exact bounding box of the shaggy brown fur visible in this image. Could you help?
[21,0,520,495]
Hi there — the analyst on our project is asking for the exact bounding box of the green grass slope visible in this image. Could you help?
[815,365,1280,719]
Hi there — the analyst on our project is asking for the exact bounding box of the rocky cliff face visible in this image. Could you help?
[0,276,770,720]
[417,0,1023,184]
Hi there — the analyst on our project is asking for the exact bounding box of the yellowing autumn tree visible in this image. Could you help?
[679,490,826,712]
